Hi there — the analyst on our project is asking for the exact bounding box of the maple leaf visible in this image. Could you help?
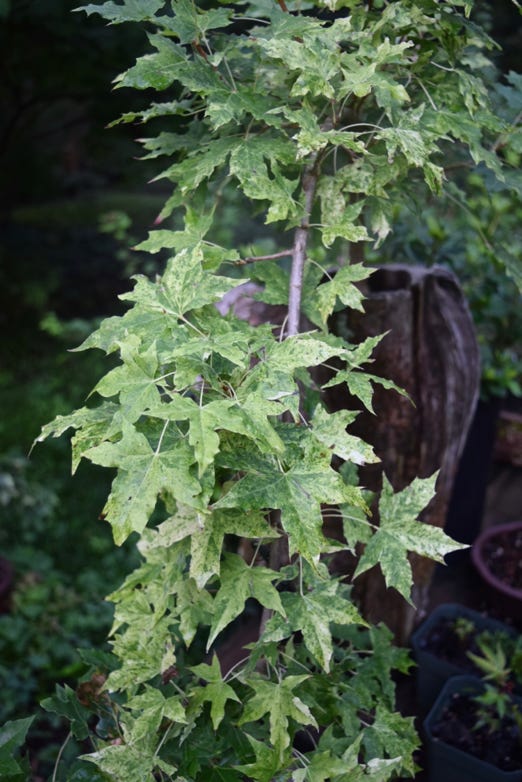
[121,245,244,320]
[239,675,317,758]
[265,581,366,672]
[207,554,284,649]
[84,420,200,544]
[311,406,379,466]
[145,504,277,588]
[189,656,240,729]
[234,735,290,782]
[292,750,352,782]
[324,368,406,414]
[354,474,465,601]
[94,338,160,423]
[214,432,362,564]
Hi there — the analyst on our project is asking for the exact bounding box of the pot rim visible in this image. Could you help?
[471,521,522,600]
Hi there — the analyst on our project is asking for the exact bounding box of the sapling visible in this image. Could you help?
[3,1,519,779]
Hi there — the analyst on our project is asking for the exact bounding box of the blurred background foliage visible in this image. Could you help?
[0,0,521,771]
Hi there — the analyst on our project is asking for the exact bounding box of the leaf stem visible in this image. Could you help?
[236,249,294,265]
[52,731,72,782]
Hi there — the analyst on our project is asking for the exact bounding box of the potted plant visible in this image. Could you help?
[472,522,522,622]
[424,640,522,782]
[411,603,522,712]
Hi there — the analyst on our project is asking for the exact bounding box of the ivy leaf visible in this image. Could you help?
[189,656,240,729]
[0,717,34,778]
[41,685,92,740]
[354,474,464,600]
[207,554,284,649]
[239,675,317,758]
[85,420,200,544]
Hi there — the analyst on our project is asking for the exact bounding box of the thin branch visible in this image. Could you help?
[234,249,293,265]
[286,155,320,336]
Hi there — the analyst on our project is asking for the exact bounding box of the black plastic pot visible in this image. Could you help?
[411,602,517,713]
[423,675,522,782]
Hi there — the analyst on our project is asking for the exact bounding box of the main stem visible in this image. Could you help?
[259,159,320,641]
[286,156,319,337]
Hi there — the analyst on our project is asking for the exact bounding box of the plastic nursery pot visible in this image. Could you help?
[423,675,522,782]
[410,602,516,713]
[472,521,522,623]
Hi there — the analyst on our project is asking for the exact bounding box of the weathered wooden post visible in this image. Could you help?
[325,265,481,642]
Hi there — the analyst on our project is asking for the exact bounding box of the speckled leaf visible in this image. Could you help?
[189,656,240,729]
[354,474,465,600]
[85,421,200,543]
[239,676,317,758]
[207,554,284,648]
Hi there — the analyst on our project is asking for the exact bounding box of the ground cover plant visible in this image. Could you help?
[3,0,522,779]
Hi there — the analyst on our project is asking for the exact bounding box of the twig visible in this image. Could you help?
[286,156,320,336]
[234,249,293,265]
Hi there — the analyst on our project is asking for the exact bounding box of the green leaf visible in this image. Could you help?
[0,717,34,778]
[157,0,231,45]
[94,338,160,423]
[189,655,240,729]
[362,705,418,778]
[324,369,405,414]
[354,474,465,600]
[79,0,164,24]
[266,580,366,672]
[33,402,119,472]
[292,750,351,782]
[121,246,244,320]
[317,177,370,248]
[229,136,299,223]
[126,686,187,736]
[207,554,284,648]
[239,675,317,758]
[315,264,370,323]
[41,685,92,740]
[311,406,378,466]
[114,33,187,91]
[85,420,200,544]
[83,740,175,782]
[214,446,348,564]
[235,735,290,782]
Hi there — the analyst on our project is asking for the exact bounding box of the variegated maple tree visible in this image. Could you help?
[15,1,517,780]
